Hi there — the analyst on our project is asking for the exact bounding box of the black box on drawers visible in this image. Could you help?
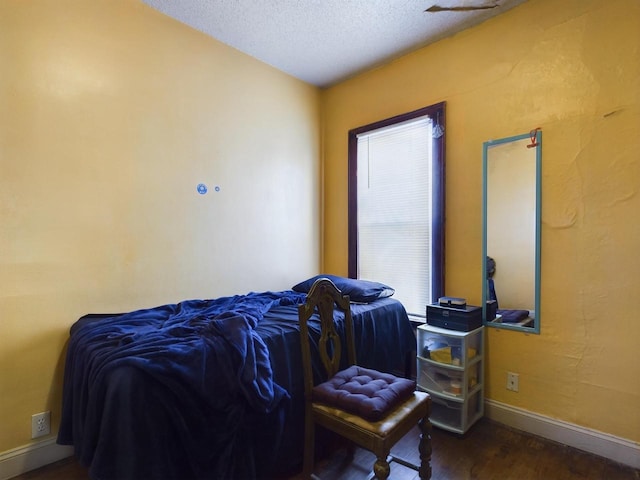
[426,303,483,331]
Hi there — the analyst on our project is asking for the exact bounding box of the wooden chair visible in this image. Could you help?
[298,278,432,479]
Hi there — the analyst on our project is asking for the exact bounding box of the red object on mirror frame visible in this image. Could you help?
[527,127,541,148]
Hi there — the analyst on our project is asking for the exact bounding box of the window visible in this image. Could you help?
[348,103,445,318]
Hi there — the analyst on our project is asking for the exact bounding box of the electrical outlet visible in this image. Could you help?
[31,411,51,439]
[506,372,519,392]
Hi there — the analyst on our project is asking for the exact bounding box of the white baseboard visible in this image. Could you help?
[0,438,73,480]
[485,399,640,470]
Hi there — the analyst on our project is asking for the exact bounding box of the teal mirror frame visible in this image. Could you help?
[482,130,542,334]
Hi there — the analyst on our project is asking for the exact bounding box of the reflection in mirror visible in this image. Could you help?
[482,131,541,333]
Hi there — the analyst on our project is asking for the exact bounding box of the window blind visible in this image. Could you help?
[356,117,433,317]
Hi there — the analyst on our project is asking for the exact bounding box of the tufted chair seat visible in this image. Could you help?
[312,365,416,421]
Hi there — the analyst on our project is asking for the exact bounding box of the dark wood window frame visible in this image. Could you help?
[347,102,446,304]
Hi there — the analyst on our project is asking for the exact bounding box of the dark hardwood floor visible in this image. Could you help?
[13,419,640,480]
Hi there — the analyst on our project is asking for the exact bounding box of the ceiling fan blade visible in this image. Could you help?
[425,4,499,12]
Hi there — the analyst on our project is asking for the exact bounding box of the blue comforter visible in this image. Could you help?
[58,291,415,479]
[58,290,307,479]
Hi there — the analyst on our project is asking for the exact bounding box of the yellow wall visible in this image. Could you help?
[322,0,640,442]
[0,0,320,452]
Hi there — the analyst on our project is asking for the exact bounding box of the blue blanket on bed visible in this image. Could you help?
[58,290,307,479]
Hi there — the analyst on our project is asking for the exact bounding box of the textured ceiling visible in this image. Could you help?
[142,0,528,88]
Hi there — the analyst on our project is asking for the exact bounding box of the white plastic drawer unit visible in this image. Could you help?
[416,323,485,434]
[418,362,480,398]
[417,325,483,368]
[430,390,483,434]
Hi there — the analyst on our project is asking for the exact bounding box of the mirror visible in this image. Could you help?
[482,130,541,333]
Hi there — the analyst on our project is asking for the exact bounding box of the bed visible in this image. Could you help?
[57,276,417,479]
[488,278,533,326]
[486,257,532,326]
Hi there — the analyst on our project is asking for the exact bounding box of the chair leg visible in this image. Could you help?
[373,456,390,480]
[303,416,315,479]
[418,415,433,480]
